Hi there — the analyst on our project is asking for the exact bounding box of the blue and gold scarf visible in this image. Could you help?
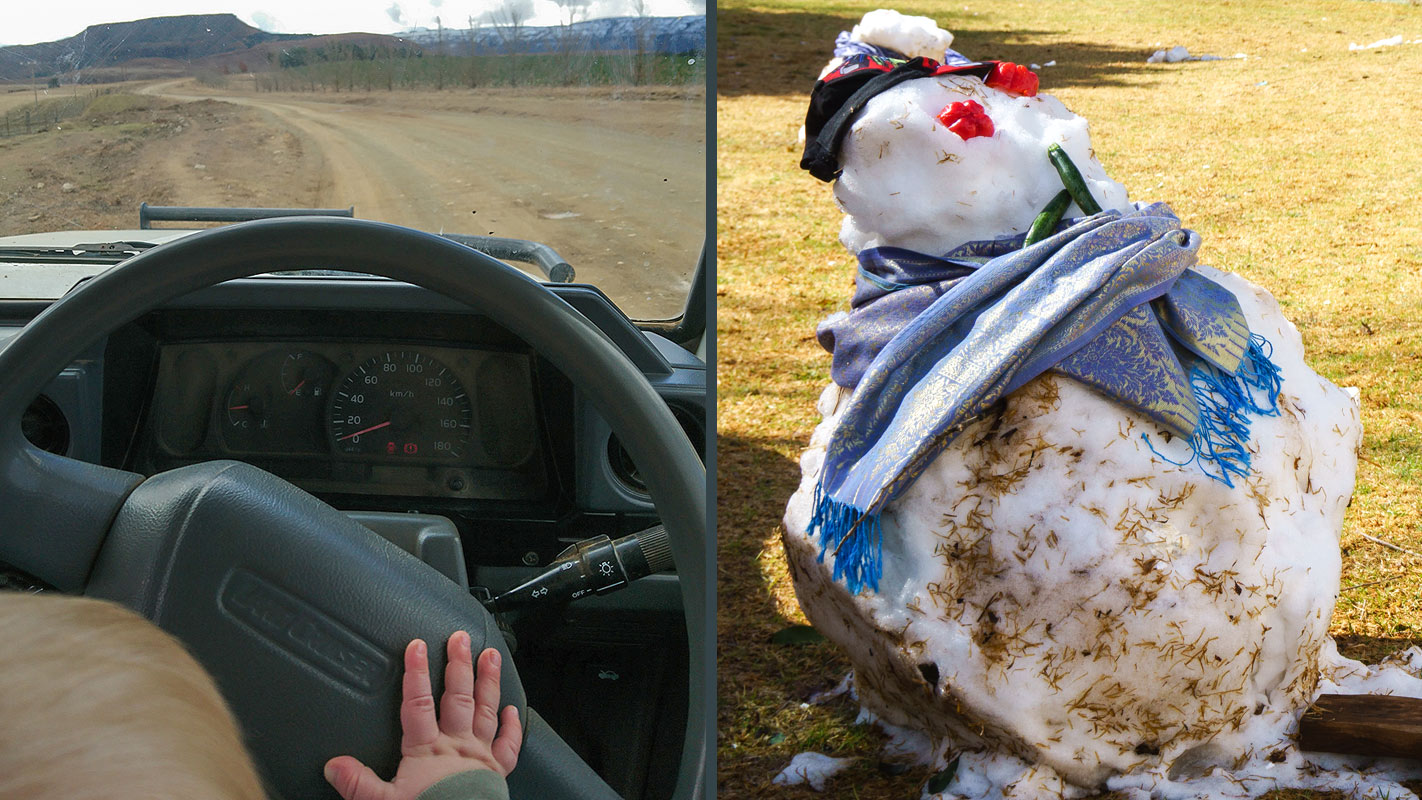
[811,203,1282,594]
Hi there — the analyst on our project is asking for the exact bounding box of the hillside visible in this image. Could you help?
[0,14,307,82]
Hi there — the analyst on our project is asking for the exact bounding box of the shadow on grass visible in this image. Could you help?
[718,6,1159,98]
[716,433,933,798]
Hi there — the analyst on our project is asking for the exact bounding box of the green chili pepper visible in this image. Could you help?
[1047,143,1102,216]
[1023,189,1072,246]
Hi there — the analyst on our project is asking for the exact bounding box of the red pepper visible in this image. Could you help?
[937,99,995,140]
[986,61,1039,97]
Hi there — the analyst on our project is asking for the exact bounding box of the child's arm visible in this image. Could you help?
[324,632,522,800]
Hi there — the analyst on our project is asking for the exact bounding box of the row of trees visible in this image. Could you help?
[245,0,700,92]
[250,49,704,92]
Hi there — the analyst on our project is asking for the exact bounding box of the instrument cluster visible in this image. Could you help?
[147,341,545,500]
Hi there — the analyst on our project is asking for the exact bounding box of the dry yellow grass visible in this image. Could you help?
[717,1,1422,797]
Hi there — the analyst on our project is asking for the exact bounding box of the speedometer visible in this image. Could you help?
[328,351,472,459]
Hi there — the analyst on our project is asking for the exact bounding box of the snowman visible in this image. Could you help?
[782,13,1422,799]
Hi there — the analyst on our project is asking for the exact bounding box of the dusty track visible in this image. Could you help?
[139,79,704,319]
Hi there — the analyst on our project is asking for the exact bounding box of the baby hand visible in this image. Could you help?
[324,632,522,800]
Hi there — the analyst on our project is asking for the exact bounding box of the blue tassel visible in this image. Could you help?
[809,481,882,595]
[1237,333,1283,413]
[1144,334,1282,487]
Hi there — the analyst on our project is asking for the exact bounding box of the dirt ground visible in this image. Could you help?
[0,79,705,320]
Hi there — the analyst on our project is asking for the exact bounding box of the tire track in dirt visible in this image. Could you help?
[140,79,703,319]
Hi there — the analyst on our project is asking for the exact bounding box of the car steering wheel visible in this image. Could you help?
[0,218,707,800]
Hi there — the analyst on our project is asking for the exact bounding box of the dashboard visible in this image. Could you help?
[8,276,708,571]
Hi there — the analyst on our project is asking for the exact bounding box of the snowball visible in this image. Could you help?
[848,9,954,61]
[772,752,853,791]
[834,75,1129,254]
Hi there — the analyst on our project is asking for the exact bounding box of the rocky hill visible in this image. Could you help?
[0,14,308,82]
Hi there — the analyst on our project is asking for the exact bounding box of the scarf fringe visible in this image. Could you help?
[1143,333,1282,487]
[809,481,883,595]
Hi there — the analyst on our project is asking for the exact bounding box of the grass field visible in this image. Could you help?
[716,1,1422,797]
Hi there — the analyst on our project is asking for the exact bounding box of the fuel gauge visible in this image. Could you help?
[281,351,336,401]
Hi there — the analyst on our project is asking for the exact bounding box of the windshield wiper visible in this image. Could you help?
[0,242,158,262]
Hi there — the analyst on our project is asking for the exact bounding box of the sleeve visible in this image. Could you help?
[414,770,510,800]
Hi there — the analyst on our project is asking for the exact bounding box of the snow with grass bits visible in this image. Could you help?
[783,10,1422,799]
[773,752,853,791]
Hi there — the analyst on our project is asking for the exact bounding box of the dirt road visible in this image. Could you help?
[138,79,705,319]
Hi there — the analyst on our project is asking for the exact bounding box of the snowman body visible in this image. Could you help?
[784,43,1364,790]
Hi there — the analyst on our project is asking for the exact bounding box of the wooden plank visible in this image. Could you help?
[1299,693,1422,759]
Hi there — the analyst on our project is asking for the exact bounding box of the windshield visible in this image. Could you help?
[0,1,705,321]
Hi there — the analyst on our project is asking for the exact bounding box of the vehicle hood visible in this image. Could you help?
[0,229,199,249]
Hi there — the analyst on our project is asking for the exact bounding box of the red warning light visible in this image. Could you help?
[386,441,396,454]
[403,443,418,455]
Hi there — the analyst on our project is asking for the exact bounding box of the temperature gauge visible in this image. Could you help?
[225,381,271,432]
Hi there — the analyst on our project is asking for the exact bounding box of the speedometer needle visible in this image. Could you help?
[338,420,392,441]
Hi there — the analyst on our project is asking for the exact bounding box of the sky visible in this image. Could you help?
[2,0,705,46]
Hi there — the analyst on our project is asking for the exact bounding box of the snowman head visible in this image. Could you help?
[802,56,1131,255]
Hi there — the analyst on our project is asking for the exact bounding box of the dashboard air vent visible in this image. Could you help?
[22,394,70,456]
[605,402,705,497]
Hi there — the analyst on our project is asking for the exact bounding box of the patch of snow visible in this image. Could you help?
[926,750,1083,799]
[773,752,853,791]
[1147,46,1239,63]
[1147,45,1191,63]
[808,671,855,704]
[1350,35,1405,51]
